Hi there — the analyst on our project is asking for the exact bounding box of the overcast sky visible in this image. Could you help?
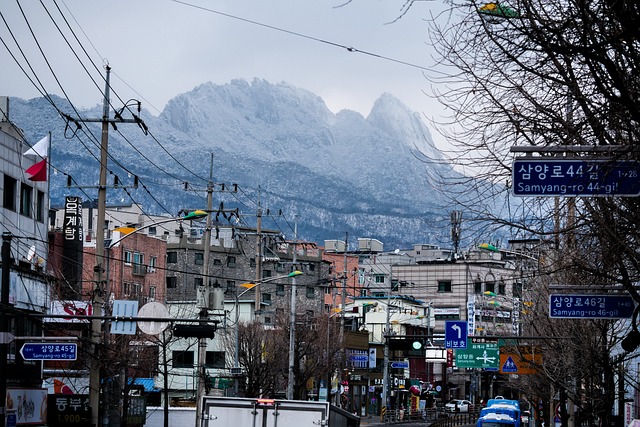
[1,0,450,147]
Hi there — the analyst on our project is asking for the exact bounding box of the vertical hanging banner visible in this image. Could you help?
[63,197,84,295]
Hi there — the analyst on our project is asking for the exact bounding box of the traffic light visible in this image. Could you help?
[408,338,427,357]
[172,324,216,339]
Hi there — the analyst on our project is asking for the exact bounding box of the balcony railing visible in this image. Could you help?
[132,264,147,276]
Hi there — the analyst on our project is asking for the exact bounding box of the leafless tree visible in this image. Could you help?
[414,1,640,424]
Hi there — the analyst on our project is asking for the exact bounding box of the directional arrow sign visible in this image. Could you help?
[390,361,410,369]
[20,343,77,361]
[445,320,468,349]
[455,338,499,369]
[513,159,640,197]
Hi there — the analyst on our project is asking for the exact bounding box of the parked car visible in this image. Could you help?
[445,399,472,413]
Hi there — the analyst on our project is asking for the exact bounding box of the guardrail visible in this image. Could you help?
[429,408,480,427]
[381,407,440,423]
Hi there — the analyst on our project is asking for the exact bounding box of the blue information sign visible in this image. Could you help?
[390,361,410,369]
[20,343,77,360]
[549,294,635,319]
[512,159,640,197]
[445,321,468,349]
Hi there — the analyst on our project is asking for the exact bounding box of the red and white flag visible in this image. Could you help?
[24,134,49,182]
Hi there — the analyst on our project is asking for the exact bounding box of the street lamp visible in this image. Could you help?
[231,271,303,395]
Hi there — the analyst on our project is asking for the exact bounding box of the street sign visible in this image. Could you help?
[512,159,640,197]
[455,338,499,369]
[390,361,409,369]
[549,294,635,319]
[445,320,468,349]
[501,356,518,373]
[20,343,77,360]
[499,351,541,374]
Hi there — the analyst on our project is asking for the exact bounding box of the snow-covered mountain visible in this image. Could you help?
[9,79,466,249]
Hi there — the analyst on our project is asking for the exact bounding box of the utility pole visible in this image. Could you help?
[339,232,348,408]
[286,221,298,400]
[195,155,214,426]
[254,197,262,316]
[0,233,12,427]
[381,260,392,414]
[75,66,142,427]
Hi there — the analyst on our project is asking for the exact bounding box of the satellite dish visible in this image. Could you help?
[137,302,170,335]
[394,249,400,254]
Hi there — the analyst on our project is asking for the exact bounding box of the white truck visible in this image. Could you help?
[199,396,360,427]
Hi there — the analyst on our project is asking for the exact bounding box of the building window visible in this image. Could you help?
[474,279,482,294]
[166,276,177,289]
[276,263,285,273]
[194,252,204,265]
[276,284,285,296]
[391,279,399,291]
[148,226,157,236]
[124,251,132,265]
[194,277,203,289]
[213,258,222,266]
[20,183,32,217]
[306,286,314,298]
[485,281,495,294]
[205,351,225,368]
[167,251,177,263]
[227,256,236,267]
[35,190,45,222]
[149,286,156,300]
[172,351,194,368]
[262,293,271,304]
[513,282,523,298]
[374,274,385,284]
[262,269,272,278]
[149,256,157,272]
[437,281,452,292]
[124,283,131,296]
[250,258,256,268]
[226,280,235,293]
[133,252,144,266]
[264,316,272,325]
[308,263,315,272]
[3,175,16,211]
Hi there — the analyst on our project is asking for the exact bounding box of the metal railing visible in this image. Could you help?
[429,407,480,427]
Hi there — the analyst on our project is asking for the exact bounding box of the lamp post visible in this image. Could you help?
[232,271,303,395]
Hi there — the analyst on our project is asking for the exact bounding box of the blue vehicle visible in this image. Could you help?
[476,399,521,427]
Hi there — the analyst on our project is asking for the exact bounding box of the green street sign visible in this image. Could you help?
[455,338,499,369]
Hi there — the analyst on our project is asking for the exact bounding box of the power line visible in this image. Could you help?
[170,0,431,72]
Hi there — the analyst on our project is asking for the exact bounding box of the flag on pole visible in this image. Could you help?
[23,134,50,182]
[23,134,49,158]
[25,159,47,181]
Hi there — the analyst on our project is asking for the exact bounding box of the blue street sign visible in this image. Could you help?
[390,361,409,369]
[502,356,518,373]
[549,294,635,319]
[445,321,468,349]
[512,159,640,197]
[20,343,77,360]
